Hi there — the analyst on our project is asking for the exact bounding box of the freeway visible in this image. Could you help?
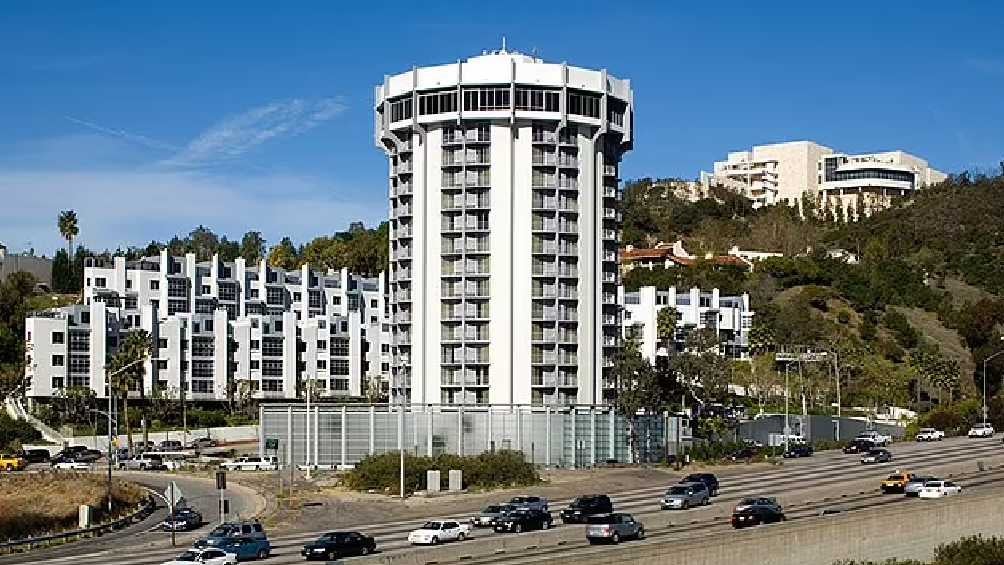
[10,437,1004,565]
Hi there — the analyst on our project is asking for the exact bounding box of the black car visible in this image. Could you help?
[76,449,103,462]
[681,473,720,497]
[783,444,813,458]
[731,497,785,528]
[20,449,51,464]
[730,447,761,461]
[494,509,552,533]
[162,507,203,531]
[560,495,614,524]
[842,439,874,454]
[301,531,376,561]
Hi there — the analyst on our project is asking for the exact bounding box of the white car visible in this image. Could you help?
[161,548,237,565]
[219,456,278,471]
[407,520,471,545]
[918,480,962,499]
[968,423,995,438]
[854,430,892,446]
[915,428,944,441]
[52,461,91,470]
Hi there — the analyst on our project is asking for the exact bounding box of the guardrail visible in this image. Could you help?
[0,494,156,555]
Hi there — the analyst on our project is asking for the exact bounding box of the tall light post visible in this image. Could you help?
[304,376,314,480]
[104,357,146,513]
[783,362,790,455]
[982,337,1004,424]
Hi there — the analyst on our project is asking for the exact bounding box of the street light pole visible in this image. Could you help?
[305,377,312,480]
[783,362,790,455]
[103,357,145,514]
[983,343,1004,424]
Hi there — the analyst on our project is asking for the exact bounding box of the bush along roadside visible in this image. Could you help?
[343,449,540,495]
[684,439,848,465]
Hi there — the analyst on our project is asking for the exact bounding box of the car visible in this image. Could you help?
[194,521,268,550]
[729,446,761,461]
[135,440,156,452]
[301,531,376,560]
[915,428,945,442]
[968,423,995,438]
[20,448,51,464]
[855,430,892,446]
[493,509,552,533]
[508,495,548,511]
[904,475,938,497]
[471,504,514,527]
[160,548,236,565]
[162,507,203,531]
[159,440,184,451]
[52,459,91,470]
[0,454,27,471]
[220,457,278,471]
[661,482,710,510]
[120,454,167,471]
[681,473,720,496]
[880,472,914,493]
[783,443,814,458]
[585,513,644,544]
[731,497,785,528]
[212,537,271,561]
[407,520,471,545]
[918,480,962,499]
[861,448,893,464]
[559,494,614,524]
[843,439,875,454]
[188,437,218,450]
[57,448,101,463]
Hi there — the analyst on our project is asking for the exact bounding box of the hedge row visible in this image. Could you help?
[344,449,539,494]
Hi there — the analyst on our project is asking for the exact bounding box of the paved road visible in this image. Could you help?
[9,437,1004,565]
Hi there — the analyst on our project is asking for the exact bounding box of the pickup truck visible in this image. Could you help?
[220,456,278,471]
[854,430,892,446]
[0,454,27,471]
[881,472,914,493]
[915,428,944,442]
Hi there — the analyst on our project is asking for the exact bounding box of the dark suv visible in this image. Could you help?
[731,497,785,528]
[560,495,613,524]
[494,509,552,533]
[681,473,720,497]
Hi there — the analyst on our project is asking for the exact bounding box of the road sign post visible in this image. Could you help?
[215,470,227,524]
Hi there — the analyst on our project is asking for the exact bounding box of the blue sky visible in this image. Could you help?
[2,1,1002,256]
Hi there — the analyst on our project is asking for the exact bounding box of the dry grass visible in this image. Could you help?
[0,472,146,541]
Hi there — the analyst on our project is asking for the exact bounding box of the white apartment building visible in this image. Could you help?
[818,151,947,218]
[701,141,945,215]
[621,286,753,362]
[375,48,634,406]
[25,251,390,402]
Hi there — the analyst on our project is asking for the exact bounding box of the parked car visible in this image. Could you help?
[220,457,278,471]
[52,459,91,470]
[187,437,218,450]
[0,454,27,471]
[302,531,376,560]
[731,497,785,528]
[493,509,552,533]
[861,448,893,465]
[661,482,710,510]
[730,446,761,461]
[585,513,644,544]
[135,440,156,452]
[471,504,513,527]
[843,439,875,454]
[508,495,548,511]
[407,521,471,545]
[120,454,166,471]
[915,428,945,442]
[212,537,271,561]
[194,521,267,549]
[161,507,203,531]
[968,423,995,438]
[918,480,962,499]
[160,548,236,565]
[559,494,614,524]
[881,472,914,494]
[855,430,892,446]
[20,448,51,464]
[783,443,814,458]
[904,475,938,497]
[681,473,720,496]
[57,447,100,463]
[159,440,184,451]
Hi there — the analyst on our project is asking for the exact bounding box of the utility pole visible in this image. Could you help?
[783,362,790,456]
[305,378,312,480]
[103,357,145,514]
[833,350,842,441]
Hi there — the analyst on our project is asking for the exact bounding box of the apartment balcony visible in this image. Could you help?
[441,156,464,167]
[441,243,463,255]
[558,158,578,168]
[441,375,490,387]
[603,314,618,325]
[532,266,557,277]
[395,334,411,346]
[603,335,620,347]
[558,332,578,343]
[603,186,618,198]
[394,205,413,217]
[602,272,617,283]
[441,310,463,321]
[532,131,558,144]
[557,355,578,365]
[395,269,412,281]
[396,162,413,174]
[558,267,578,278]
[441,221,463,233]
[603,208,618,219]
[557,200,578,212]
[442,132,465,145]
[464,329,490,342]
[558,180,579,191]
[532,220,557,232]
[558,310,578,322]
[532,310,557,322]
[395,290,412,302]
[531,354,558,365]
[532,155,557,166]
[532,244,558,255]
[442,198,463,211]
[532,178,557,189]
[558,223,578,234]
[558,135,576,146]
[531,331,558,343]
[399,139,413,152]
[394,312,412,324]
[603,229,618,240]
[396,226,413,238]
[558,246,578,256]
[394,248,413,260]
[465,221,490,232]
[465,196,491,209]
[603,164,617,177]
[395,183,414,196]
[603,251,618,262]
[465,352,489,364]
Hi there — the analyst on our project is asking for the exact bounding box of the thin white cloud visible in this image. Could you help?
[164,98,347,168]
[64,116,179,153]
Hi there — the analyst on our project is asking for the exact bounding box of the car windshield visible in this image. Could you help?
[175,551,200,561]
[421,522,442,530]
[975,423,990,428]
[920,428,934,433]
[209,525,237,537]
[887,475,905,481]
[737,497,757,506]
[668,486,689,495]
[511,497,530,502]
[867,450,883,455]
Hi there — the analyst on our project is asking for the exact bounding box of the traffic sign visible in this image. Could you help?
[164,481,185,506]
[265,438,279,450]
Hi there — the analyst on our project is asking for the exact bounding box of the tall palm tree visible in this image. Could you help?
[57,210,80,261]
[656,307,679,356]
[108,329,152,452]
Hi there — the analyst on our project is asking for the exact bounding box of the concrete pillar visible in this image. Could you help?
[426,407,433,456]
[340,406,347,468]
[516,406,523,451]
[314,406,319,466]
[286,406,293,468]
[368,405,375,455]
[590,409,597,466]
[457,406,464,457]
[570,407,577,468]
[544,406,551,467]
[608,408,616,460]
[487,407,493,451]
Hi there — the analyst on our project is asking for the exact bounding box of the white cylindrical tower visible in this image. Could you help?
[375,49,633,406]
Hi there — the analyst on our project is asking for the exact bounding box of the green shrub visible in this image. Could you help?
[834,534,1004,565]
[344,449,539,494]
[0,413,42,451]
